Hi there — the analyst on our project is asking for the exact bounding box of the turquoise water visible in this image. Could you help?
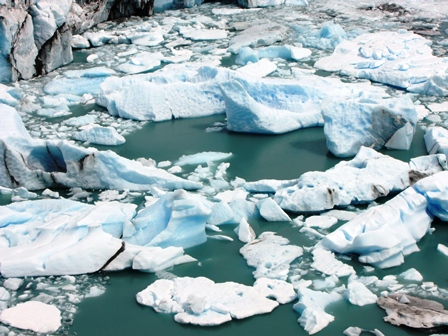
[70,114,446,336]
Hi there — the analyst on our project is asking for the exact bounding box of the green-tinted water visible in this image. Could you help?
[71,115,444,336]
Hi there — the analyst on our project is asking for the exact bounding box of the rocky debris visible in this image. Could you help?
[378,293,448,329]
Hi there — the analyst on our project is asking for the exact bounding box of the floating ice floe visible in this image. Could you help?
[0,199,134,277]
[314,30,448,96]
[322,94,418,157]
[237,0,308,9]
[136,276,284,326]
[0,104,201,191]
[73,124,126,145]
[345,280,377,306]
[294,287,343,335]
[320,186,432,268]
[240,232,303,280]
[256,197,290,222]
[97,63,409,138]
[177,26,227,41]
[175,151,232,166]
[124,189,212,248]
[235,45,312,65]
[234,217,256,243]
[0,198,198,277]
[228,22,288,53]
[311,246,355,277]
[274,146,447,212]
[0,301,61,333]
[235,59,277,78]
[425,126,448,159]
[44,67,117,96]
[295,22,348,50]
[115,51,163,74]
[413,170,448,221]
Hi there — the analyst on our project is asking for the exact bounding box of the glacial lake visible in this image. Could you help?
[69,115,448,336]
[2,1,448,334]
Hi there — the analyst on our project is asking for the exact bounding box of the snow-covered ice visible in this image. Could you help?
[275,147,446,212]
[346,280,377,306]
[321,187,432,268]
[294,287,343,335]
[425,126,448,159]
[323,94,418,157]
[413,171,448,221]
[136,276,280,326]
[124,189,211,248]
[73,124,126,145]
[240,232,303,280]
[0,301,61,333]
[315,30,448,96]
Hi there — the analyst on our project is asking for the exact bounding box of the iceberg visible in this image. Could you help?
[424,126,448,159]
[315,30,448,96]
[294,287,343,335]
[274,147,446,212]
[240,232,303,280]
[222,80,322,134]
[345,281,377,306]
[228,23,288,53]
[0,198,199,277]
[235,59,277,78]
[115,51,163,75]
[124,189,212,248]
[175,151,232,166]
[235,45,311,65]
[43,67,117,96]
[234,217,256,243]
[311,246,355,277]
[253,278,296,304]
[0,199,135,277]
[238,0,308,9]
[97,63,395,135]
[322,94,418,157]
[378,293,448,329]
[0,104,202,191]
[320,187,432,268]
[0,301,61,334]
[136,276,280,326]
[73,124,126,146]
[295,22,347,50]
[413,171,448,221]
[256,197,290,222]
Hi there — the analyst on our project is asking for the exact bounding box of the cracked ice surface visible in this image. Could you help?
[136,276,285,326]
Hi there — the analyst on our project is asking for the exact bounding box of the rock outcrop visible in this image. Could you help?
[378,293,448,329]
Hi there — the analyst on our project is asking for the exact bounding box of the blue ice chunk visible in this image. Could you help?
[295,22,347,50]
[320,187,432,268]
[125,190,212,248]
